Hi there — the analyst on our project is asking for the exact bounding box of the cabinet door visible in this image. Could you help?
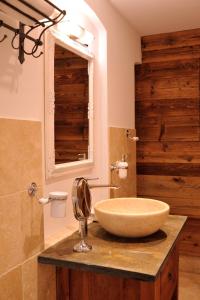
[160,246,179,300]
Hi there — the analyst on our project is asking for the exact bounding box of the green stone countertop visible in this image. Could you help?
[38,215,186,281]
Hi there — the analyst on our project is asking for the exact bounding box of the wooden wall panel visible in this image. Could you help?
[142,29,200,63]
[136,76,199,100]
[135,59,199,79]
[136,28,200,257]
[179,218,200,256]
[135,99,199,117]
[142,28,200,51]
[142,45,200,63]
[138,163,200,176]
[137,175,200,199]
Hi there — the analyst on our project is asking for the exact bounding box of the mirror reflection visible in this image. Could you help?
[54,43,89,164]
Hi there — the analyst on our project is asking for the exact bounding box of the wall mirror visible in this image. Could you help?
[45,30,94,179]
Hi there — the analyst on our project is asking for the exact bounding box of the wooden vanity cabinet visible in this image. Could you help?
[39,216,186,300]
[56,245,179,300]
[160,245,179,300]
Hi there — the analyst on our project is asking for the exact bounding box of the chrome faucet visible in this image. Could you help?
[72,177,119,253]
[89,184,120,189]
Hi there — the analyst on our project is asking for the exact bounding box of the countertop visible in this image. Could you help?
[38,215,186,281]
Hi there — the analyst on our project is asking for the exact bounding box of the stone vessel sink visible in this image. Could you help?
[94,197,170,238]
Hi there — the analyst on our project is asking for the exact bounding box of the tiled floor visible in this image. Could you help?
[179,272,200,300]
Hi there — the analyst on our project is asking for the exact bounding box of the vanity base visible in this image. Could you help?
[39,217,186,300]
[56,245,178,300]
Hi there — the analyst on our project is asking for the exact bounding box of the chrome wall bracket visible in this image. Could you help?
[28,182,38,197]
[126,130,139,141]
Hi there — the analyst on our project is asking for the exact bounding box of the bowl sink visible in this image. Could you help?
[94,197,169,238]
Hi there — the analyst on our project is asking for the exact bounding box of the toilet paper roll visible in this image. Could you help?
[0,0,55,26]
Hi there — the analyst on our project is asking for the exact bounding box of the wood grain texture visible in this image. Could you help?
[142,29,200,63]
[136,28,200,257]
[55,245,180,299]
[135,59,199,79]
[56,268,161,300]
[179,218,200,257]
[137,163,200,176]
[140,279,161,300]
[142,28,200,52]
[137,175,200,199]
[56,268,69,300]
[160,245,179,300]
[54,44,89,163]
[136,75,199,100]
[142,45,200,63]
[137,141,200,164]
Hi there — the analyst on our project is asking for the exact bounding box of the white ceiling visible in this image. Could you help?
[109,0,200,36]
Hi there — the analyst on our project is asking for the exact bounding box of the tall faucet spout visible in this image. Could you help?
[89,184,120,189]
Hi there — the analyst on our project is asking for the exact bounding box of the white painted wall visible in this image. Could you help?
[86,0,141,129]
[110,0,200,36]
[0,27,44,121]
[0,0,141,240]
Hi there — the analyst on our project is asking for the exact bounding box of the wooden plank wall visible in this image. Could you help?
[136,29,200,257]
[54,44,89,164]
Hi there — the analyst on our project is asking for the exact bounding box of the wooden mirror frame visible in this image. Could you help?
[44,29,94,179]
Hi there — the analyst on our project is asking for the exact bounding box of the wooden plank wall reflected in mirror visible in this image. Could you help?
[54,44,89,164]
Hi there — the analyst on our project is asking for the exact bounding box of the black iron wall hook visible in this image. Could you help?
[0,0,66,63]
[0,33,6,42]
[0,21,7,42]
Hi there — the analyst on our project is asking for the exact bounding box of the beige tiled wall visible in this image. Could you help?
[0,122,137,299]
[109,127,137,198]
[0,118,55,300]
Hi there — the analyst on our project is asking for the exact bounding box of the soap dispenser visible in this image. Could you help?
[110,154,128,179]
[118,155,128,179]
